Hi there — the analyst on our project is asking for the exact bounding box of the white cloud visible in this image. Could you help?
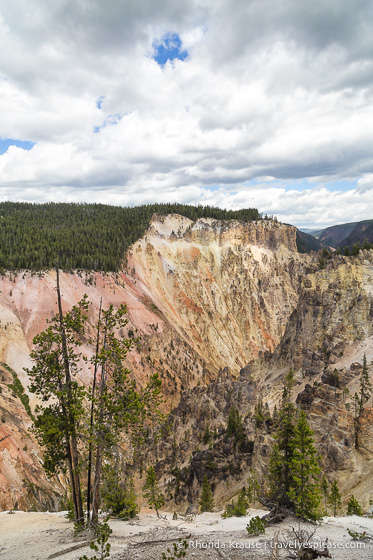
[0,0,372,226]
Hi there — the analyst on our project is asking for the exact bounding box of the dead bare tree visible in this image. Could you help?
[277,523,331,560]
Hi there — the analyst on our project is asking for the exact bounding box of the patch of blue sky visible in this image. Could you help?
[283,179,358,192]
[93,113,123,134]
[153,33,188,67]
[0,139,35,155]
[204,185,221,192]
[320,179,358,192]
[96,96,105,110]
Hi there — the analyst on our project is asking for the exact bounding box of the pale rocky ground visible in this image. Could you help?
[1,509,373,560]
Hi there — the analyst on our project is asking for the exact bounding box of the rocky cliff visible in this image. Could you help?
[127,215,309,374]
[144,249,373,512]
[1,215,373,511]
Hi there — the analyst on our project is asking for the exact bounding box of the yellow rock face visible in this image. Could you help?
[128,215,309,374]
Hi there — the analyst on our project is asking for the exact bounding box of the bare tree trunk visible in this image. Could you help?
[91,439,103,526]
[87,298,102,523]
[66,441,79,521]
[91,317,108,527]
[56,267,84,526]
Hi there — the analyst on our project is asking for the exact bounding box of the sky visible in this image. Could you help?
[0,0,373,228]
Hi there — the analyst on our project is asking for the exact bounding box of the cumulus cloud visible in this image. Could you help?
[0,0,372,226]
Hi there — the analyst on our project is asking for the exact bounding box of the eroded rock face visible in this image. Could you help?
[128,216,309,373]
[272,254,373,375]
[1,216,373,511]
[147,364,373,511]
[357,408,373,456]
[0,365,63,511]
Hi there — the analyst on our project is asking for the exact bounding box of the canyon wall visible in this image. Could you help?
[1,216,373,511]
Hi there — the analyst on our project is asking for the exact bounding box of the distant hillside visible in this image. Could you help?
[295,229,324,253]
[337,219,373,250]
[316,219,373,250]
[308,229,325,239]
[319,222,358,248]
[299,227,324,238]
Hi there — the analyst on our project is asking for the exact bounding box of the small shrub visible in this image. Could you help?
[62,495,75,521]
[102,464,139,520]
[222,489,248,518]
[246,516,265,537]
[347,528,371,541]
[347,495,363,516]
[161,539,188,560]
[79,520,112,560]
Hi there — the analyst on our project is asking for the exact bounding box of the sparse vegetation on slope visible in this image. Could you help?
[1,362,32,418]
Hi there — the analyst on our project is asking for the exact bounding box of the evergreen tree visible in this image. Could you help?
[346,495,363,516]
[321,477,328,514]
[254,400,271,427]
[254,400,265,427]
[331,369,340,401]
[359,354,372,414]
[222,488,248,518]
[27,280,89,526]
[226,406,240,437]
[272,404,279,424]
[143,466,165,518]
[328,480,342,517]
[226,406,244,448]
[203,424,211,444]
[269,371,297,505]
[199,475,214,512]
[288,410,322,521]
[101,457,139,519]
[27,272,163,527]
[246,469,260,506]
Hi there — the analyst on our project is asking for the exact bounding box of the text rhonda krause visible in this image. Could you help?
[188,540,366,550]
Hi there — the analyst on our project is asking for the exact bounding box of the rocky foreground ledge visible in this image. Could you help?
[1,509,373,560]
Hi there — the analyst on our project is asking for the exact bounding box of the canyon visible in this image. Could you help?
[0,215,372,511]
